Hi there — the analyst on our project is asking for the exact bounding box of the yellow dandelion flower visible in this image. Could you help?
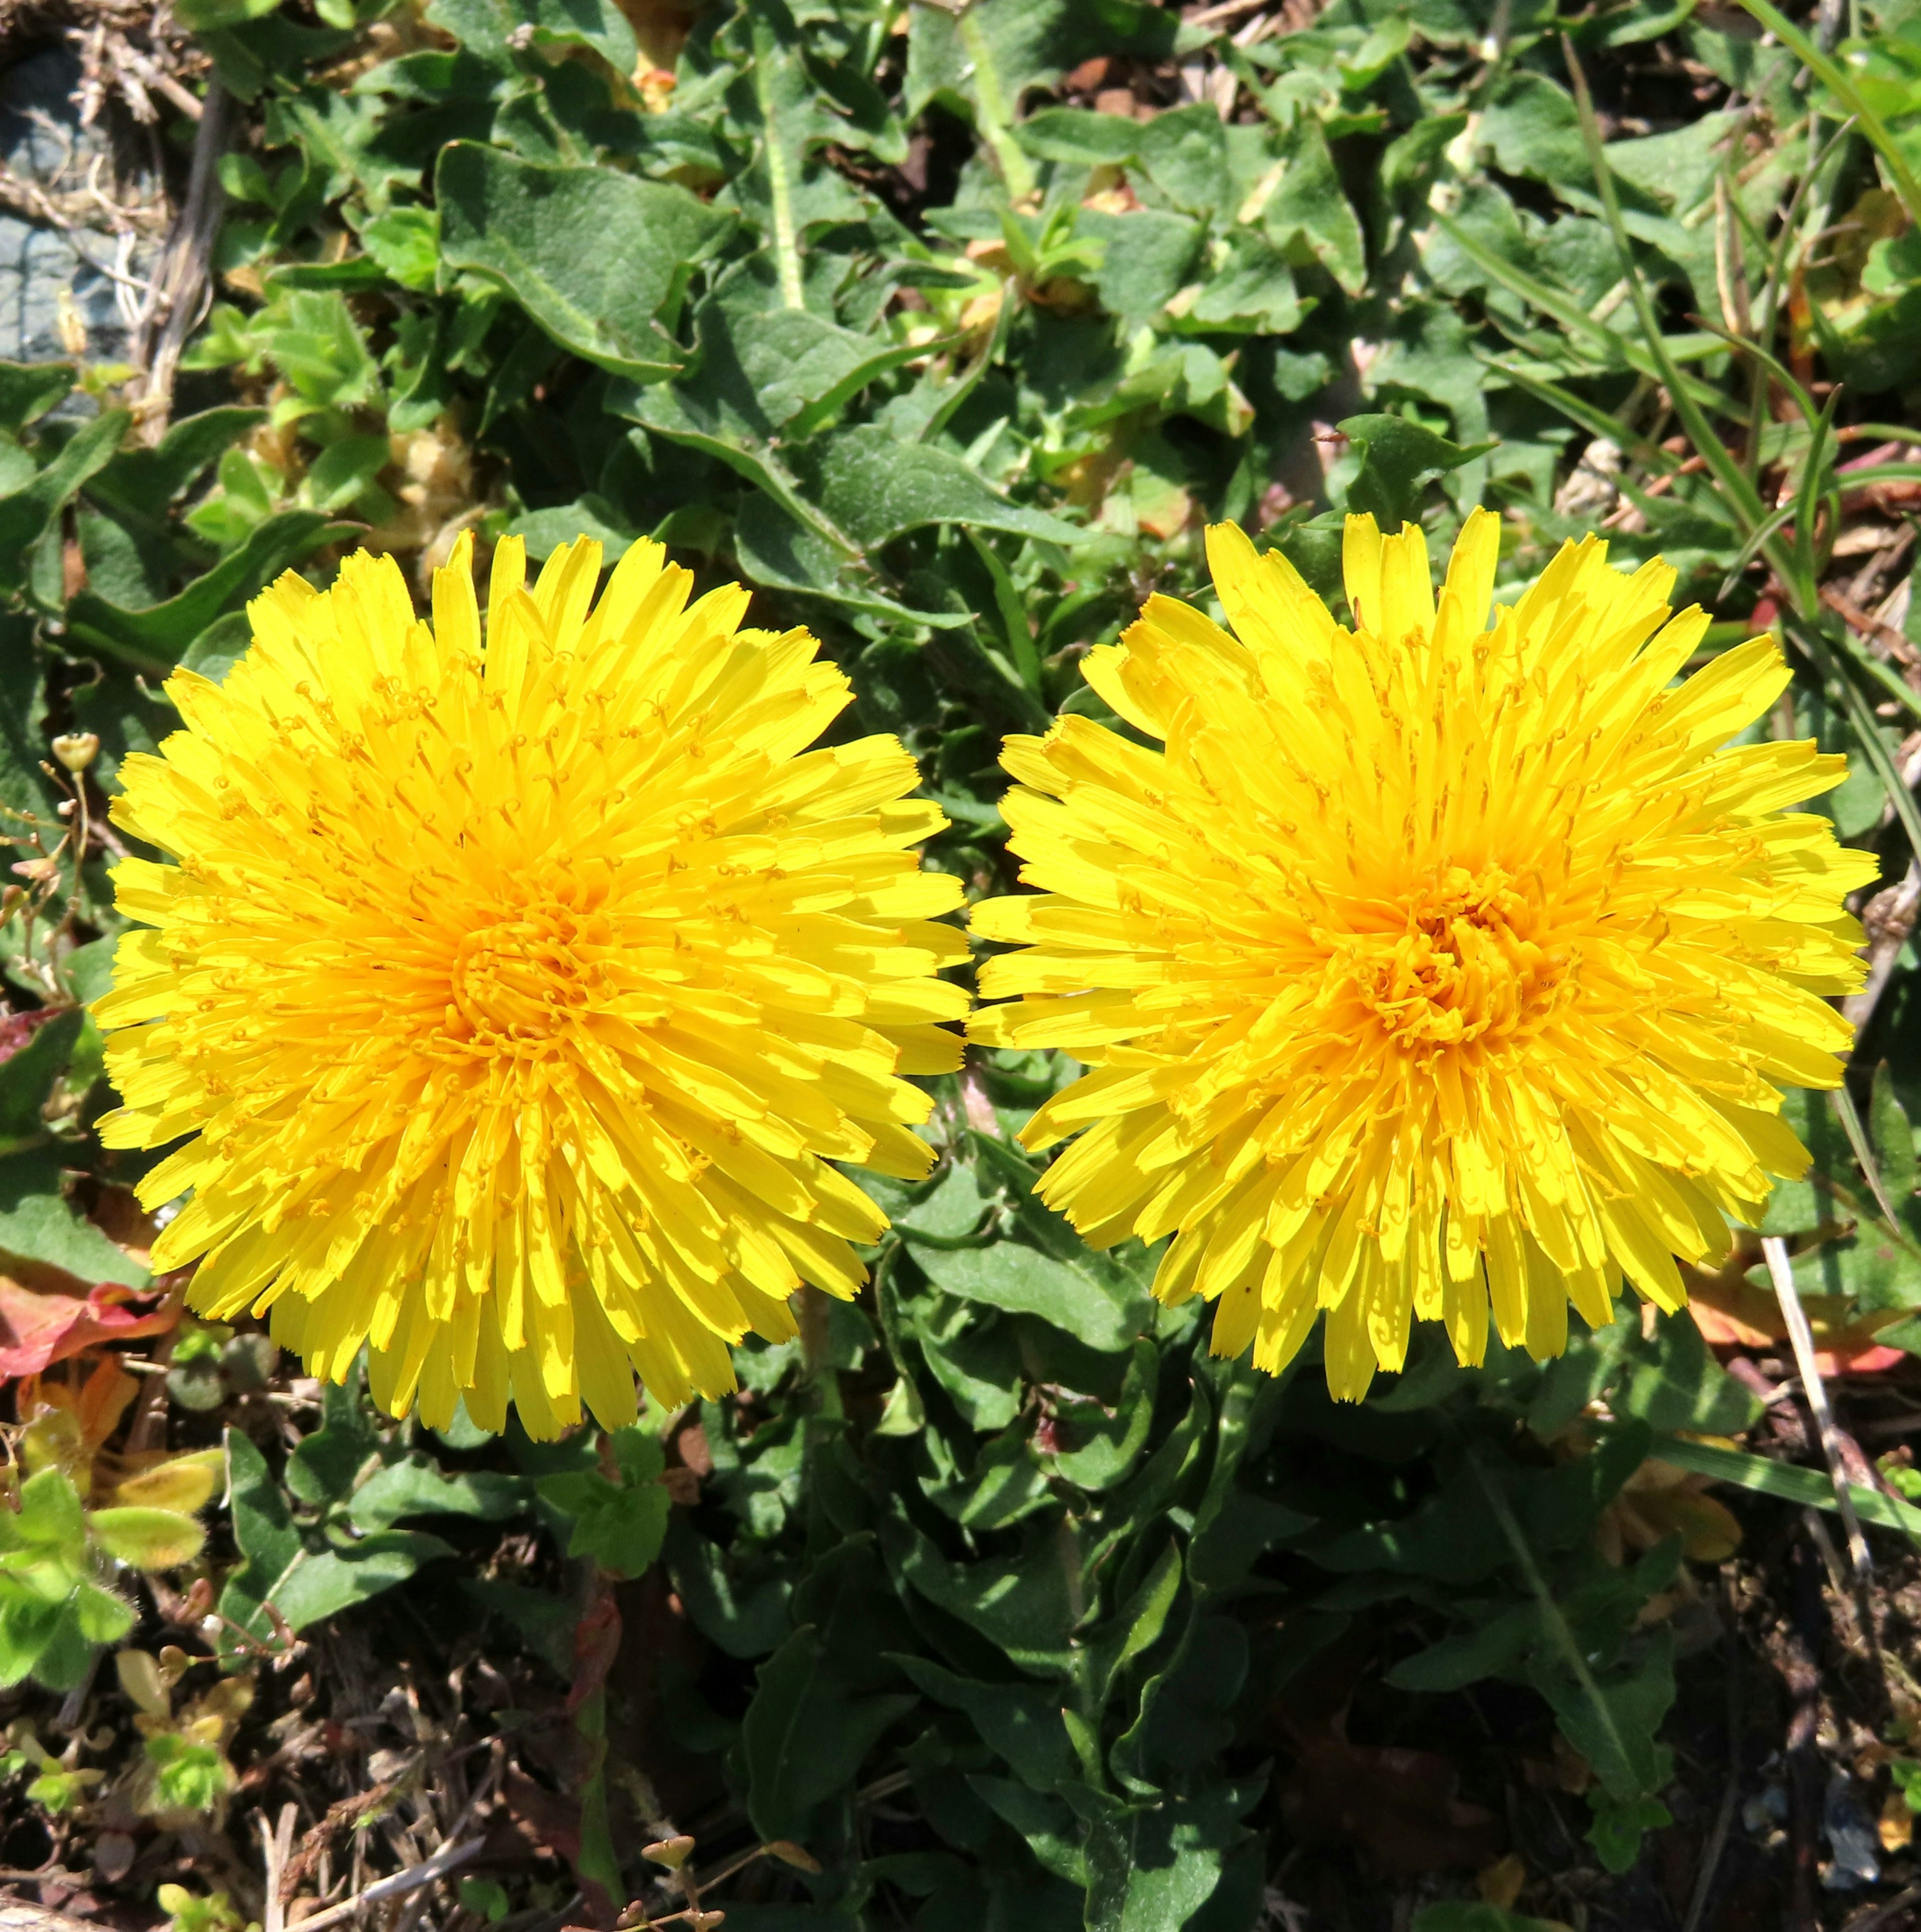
[968,511,1876,1400]
[97,534,967,1438]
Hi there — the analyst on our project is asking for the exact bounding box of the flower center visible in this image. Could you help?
[1338,865,1566,1057]
[451,905,601,1053]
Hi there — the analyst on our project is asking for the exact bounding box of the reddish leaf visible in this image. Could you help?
[0,1277,176,1379]
[1278,1723,1505,1874]
[500,1767,618,1928]
[0,1008,59,1063]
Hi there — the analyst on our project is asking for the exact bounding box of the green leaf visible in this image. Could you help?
[223,1427,450,1639]
[741,1624,915,1843]
[1078,209,1206,322]
[7,1468,85,1552]
[86,1508,207,1571]
[86,409,266,532]
[969,1777,1088,1885]
[173,0,280,31]
[0,1012,82,1146]
[1263,118,1367,296]
[809,426,1083,552]
[1649,1432,1921,1542]
[284,1370,381,1506]
[1047,1342,1157,1491]
[348,1459,530,1532]
[1337,413,1494,531]
[1480,72,1589,188]
[0,1149,149,1287]
[1529,1626,1675,1803]
[65,510,340,674]
[1084,1537,1183,1709]
[1387,1601,1543,1692]
[905,1238,1151,1354]
[890,1518,1075,1673]
[0,410,130,598]
[538,1470,669,1578]
[435,144,732,383]
[891,1653,1074,1789]
[361,207,442,292]
[1614,1311,1761,1435]
[1586,1788,1674,1874]
[0,363,75,434]
[1070,1779,1256,1932]
[1872,1062,1918,1205]
[665,1518,793,1659]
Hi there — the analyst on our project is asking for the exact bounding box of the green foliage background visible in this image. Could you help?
[4,0,1921,1923]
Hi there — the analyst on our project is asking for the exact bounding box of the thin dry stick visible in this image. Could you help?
[259,1803,298,1932]
[287,1838,484,1932]
[1842,1884,1921,1932]
[1843,860,1921,1036]
[128,78,230,442]
[1761,1235,1884,1670]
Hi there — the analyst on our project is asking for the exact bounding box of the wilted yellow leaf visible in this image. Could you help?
[116,1648,172,1721]
[111,1448,224,1515]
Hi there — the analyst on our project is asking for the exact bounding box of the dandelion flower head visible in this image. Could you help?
[969,511,1874,1399]
[98,534,966,1437]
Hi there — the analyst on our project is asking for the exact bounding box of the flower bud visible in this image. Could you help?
[51,732,99,774]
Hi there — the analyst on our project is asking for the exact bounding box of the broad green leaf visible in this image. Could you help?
[732,494,969,628]
[664,1517,793,1659]
[1387,1600,1542,1692]
[891,1653,1074,1789]
[889,1519,1075,1672]
[927,1423,1053,1530]
[741,1624,915,1843]
[0,410,130,598]
[0,1011,82,1145]
[224,1427,450,1637]
[1872,1061,1918,1204]
[435,144,732,383]
[1528,1626,1675,1804]
[65,510,340,674]
[0,362,75,434]
[0,1149,149,1287]
[0,1591,69,1688]
[1263,118,1367,295]
[537,1470,669,1578]
[1337,413,1494,530]
[1614,1311,1762,1435]
[7,1469,85,1552]
[1078,209,1205,322]
[284,1369,381,1506]
[348,1458,530,1532]
[270,1530,453,1630]
[86,408,266,532]
[906,1237,1150,1354]
[810,426,1083,552]
[970,1777,1088,1885]
[1069,1779,1255,1932]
